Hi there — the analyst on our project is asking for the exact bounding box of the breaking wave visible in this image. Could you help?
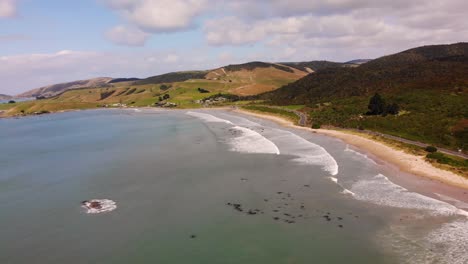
[186,111,338,175]
[344,144,378,165]
[186,111,233,124]
[351,174,468,216]
[269,129,339,176]
[228,126,280,155]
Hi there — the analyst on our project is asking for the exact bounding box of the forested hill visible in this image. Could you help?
[266,43,468,105]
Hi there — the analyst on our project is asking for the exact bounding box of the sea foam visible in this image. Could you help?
[186,111,233,124]
[268,129,339,176]
[351,174,468,216]
[187,111,338,175]
[344,144,378,165]
[228,126,280,155]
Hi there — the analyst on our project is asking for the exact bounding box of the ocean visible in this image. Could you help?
[0,109,467,264]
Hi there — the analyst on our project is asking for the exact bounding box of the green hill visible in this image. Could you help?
[2,61,306,115]
[265,43,468,151]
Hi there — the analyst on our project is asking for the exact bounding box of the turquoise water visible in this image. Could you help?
[1,109,467,263]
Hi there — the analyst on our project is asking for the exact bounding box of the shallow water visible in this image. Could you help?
[0,109,467,264]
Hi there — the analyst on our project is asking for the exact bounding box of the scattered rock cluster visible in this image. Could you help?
[226,180,360,228]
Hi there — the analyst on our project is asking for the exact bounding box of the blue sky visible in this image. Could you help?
[1,0,467,94]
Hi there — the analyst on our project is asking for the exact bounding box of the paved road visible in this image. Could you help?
[293,110,308,126]
[351,129,468,159]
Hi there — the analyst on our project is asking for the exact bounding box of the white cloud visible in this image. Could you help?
[202,0,468,62]
[103,0,207,32]
[0,0,17,18]
[105,25,150,46]
[0,49,219,95]
[164,54,179,63]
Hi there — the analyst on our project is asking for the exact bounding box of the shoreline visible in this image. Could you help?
[4,106,467,190]
[234,108,468,190]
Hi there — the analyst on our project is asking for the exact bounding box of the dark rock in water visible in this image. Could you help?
[337,217,343,220]
[247,210,257,215]
[277,192,283,194]
[273,210,279,212]
[264,199,269,202]
[89,201,102,209]
[338,225,343,228]
[273,217,279,220]
[190,235,197,239]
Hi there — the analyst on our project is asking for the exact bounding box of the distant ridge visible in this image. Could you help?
[280,61,344,72]
[18,77,114,98]
[345,59,372,65]
[0,94,13,100]
[108,78,141,84]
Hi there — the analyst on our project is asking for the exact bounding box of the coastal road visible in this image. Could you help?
[292,110,308,126]
[352,129,468,159]
[266,106,308,126]
[285,109,467,159]
[241,106,466,159]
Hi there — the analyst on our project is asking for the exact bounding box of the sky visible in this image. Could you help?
[0,0,467,95]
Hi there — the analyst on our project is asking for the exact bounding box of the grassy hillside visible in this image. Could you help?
[18,77,114,98]
[3,62,306,116]
[265,43,468,152]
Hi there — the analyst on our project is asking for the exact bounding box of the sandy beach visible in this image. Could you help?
[234,109,468,190]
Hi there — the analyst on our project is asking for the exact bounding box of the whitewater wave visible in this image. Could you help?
[228,126,280,155]
[344,144,378,165]
[435,193,468,210]
[351,174,468,216]
[186,111,338,175]
[217,112,262,127]
[424,220,468,264]
[269,129,339,176]
[328,176,355,196]
[186,111,233,124]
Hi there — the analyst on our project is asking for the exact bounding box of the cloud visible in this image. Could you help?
[0,49,219,95]
[164,54,179,63]
[102,0,208,32]
[0,0,17,18]
[202,0,468,62]
[105,25,150,46]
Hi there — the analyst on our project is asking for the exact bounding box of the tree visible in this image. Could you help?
[386,103,400,115]
[8,100,16,104]
[367,93,386,115]
[425,146,437,153]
